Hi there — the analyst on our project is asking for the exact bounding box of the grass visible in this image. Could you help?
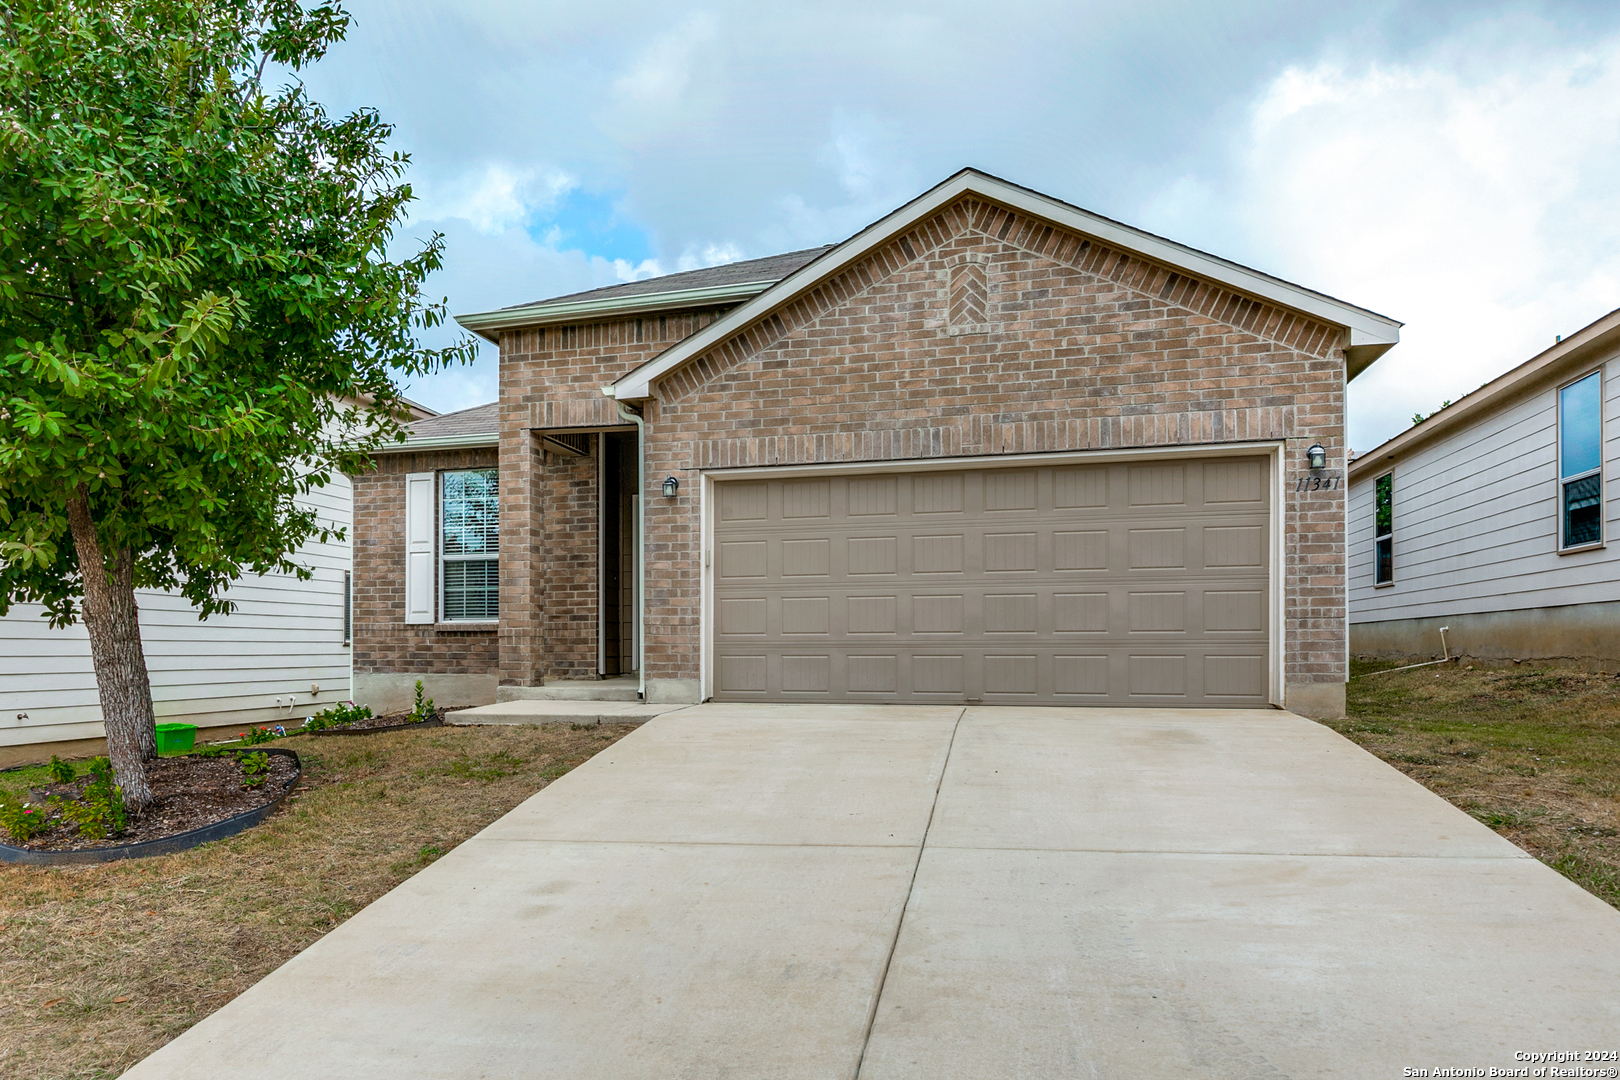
[0,722,632,1080]
[1330,659,1620,909]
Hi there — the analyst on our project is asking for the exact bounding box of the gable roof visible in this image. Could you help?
[373,401,499,454]
[1348,305,1620,483]
[607,168,1402,401]
[456,247,834,343]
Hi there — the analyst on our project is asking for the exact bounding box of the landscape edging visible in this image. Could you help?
[0,748,302,866]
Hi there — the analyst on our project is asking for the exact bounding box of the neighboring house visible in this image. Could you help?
[349,169,1402,719]
[0,399,433,753]
[1348,306,1620,668]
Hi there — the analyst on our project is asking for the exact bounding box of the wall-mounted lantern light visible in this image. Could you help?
[1306,443,1327,470]
[662,476,680,498]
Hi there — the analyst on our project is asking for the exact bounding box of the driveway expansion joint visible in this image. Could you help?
[852,706,965,1080]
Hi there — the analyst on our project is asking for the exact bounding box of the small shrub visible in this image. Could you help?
[47,756,75,784]
[240,752,271,789]
[240,725,282,746]
[0,792,51,842]
[52,757,127,841]
[305,701,371,732]
[408,680,435,725]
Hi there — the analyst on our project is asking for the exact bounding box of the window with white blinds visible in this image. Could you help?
[441,469,499,620]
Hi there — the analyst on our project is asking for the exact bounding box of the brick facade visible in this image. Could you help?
[630,197,1347,695]
[355,188,1361,712]
[496,312,727,686]
[350,447,501,680]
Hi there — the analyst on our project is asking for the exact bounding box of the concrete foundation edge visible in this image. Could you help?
[1284,681,1346,720]
[645,679,703,704]
[353,673,499,716]
[1351,602,1620,670]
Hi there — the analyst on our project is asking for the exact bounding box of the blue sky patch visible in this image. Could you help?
[531,189,654,267]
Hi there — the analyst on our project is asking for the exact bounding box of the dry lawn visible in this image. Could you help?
[1330,660,1620,909]
[0,722,633,1080]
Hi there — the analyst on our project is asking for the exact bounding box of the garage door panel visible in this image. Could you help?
[713,459,1269,706]
[714,585,1268,643]
[714,646,1270,703]
[1204,525,1266,568]
[1129,654,1187,697]
[1054,592,1109,633]
[1128,591,1186,634]
[1203,457,1268,504]
[914,594,965,634]
[1054,529,1109,570]
[913,472,964,514]
[913,534,965,574]
[719,597,768,636]
[984,532,1038,572]
[984,470,1039,511]
[720,482,769,521]
[848,535,898,575]
[720,540,768,579]
[1053,466,1109,508]
[1205,654,1268,697]
[1204,590,1266,633]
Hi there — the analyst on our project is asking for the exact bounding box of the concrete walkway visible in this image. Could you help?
[126,705,1620,1079]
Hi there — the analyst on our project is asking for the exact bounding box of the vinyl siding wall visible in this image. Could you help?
[1348,353,1620,624]
[0,476,353,747]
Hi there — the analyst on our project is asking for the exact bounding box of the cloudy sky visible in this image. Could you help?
[299,0,1620,452]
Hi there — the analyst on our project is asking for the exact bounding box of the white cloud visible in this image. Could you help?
[609,12,720,119]
[675,242,744,273]
[412,163,576,235]
[613,257,664,280]
[302,1,1620,430]
[1180,21,1620,451]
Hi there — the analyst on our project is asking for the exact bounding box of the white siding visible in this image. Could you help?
[0,474,353,747]
[1349,352,1620,623]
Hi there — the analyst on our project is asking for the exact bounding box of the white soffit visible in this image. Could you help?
[609,168,1402,400]
[372,433,498,454]
[456,280,780,343]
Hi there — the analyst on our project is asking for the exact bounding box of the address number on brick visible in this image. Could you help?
[1294,475,1342,492]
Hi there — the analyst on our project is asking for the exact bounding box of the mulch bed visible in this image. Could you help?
[311,707,448,735]
[13,753,298,852]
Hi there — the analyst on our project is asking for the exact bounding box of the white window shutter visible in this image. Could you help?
[404,472,435,624]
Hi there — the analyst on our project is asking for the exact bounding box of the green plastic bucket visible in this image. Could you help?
[154,723,197,755]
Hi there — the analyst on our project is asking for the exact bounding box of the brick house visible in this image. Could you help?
[350,169,1400,718]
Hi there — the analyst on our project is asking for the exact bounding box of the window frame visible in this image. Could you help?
[1373,472,1394,586]
[438,468,500,622]
[1557,369,1605,553]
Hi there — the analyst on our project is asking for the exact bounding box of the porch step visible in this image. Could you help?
[447,701,685,726]
[496,678,641,703]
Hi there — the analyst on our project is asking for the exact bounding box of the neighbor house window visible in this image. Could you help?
[1374,473,1394,585]
[1559,371,1603,549]
[441,469,499,619]
[343,570,352,645]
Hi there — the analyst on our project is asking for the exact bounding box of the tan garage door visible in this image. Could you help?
[711,457,1271,706]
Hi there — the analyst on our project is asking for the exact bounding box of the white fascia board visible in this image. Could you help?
[372,433,498,455]
[455,280,779,343]
[610,169,1402,401]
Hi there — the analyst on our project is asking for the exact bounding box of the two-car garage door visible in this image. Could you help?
[710,457,1272,707]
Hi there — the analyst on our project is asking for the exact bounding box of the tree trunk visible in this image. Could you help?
[65,486,156,813]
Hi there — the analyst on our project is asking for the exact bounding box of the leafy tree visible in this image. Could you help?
[0,0,472,811]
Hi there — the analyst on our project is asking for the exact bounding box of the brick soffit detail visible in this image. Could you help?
[652,197,1347,406]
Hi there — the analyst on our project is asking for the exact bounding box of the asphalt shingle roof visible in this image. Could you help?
[405,401,498,440]
[503,246,835,311]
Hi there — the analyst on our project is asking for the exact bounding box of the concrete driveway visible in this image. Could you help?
[126,705,1620,1079]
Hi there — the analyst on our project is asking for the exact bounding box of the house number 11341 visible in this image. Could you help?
[1295,475,1342,491]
